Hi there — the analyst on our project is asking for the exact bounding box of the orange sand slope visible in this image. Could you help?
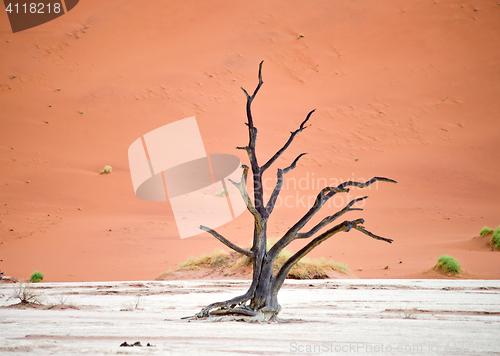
[1,0,499,282]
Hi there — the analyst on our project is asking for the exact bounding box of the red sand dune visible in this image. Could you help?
[1,0,499,282]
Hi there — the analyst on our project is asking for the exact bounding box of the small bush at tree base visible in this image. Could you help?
[30,271,44,283]
[480,226,494,237]
[435,255,461,275]
[491,226,500,250]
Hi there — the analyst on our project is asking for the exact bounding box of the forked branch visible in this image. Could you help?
[240,61,263,154]
[260,110,315,173]
[228,164,263,223]
[273,219,363,292]
[273,218,392,293]
[285,176,396,238]
[296,196,369,239]
[268,177,396,261]
[283,153,307,174]
[240,61,265,212]
[266,186,349,261]
[265,153,307,217]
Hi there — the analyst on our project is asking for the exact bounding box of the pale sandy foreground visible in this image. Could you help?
[1,280,499,355]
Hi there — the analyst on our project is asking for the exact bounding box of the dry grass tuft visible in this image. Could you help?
[9,282,44,305]
[155,269,173,281]
[169,243,349,280]
[179,250,231,270]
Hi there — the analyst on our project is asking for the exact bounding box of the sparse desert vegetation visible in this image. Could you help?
[435,255,461,275]
[9,282,43,305]
[178,249,231,270]
[480,226,495,237]
[479,225,500,250]
[121,294,143,311]
[29,270,44,283]
[48,294,72,309]
[155,269,173,281]
[215,189,228,197]
[402,307,418,320]
[162,247,350,280]
[100,165,112,174]
[491,226,500,250]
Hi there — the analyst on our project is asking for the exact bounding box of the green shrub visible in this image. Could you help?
[100,165,112,174]
[491,226,500,250]
[480,226,494,237]
[29,271,44,283]
[435,255,461,275]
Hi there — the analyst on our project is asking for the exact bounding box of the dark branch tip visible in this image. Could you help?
[300,109,316,129]
[374,177,398,184]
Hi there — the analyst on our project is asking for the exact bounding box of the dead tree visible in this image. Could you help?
[186,61,396,322]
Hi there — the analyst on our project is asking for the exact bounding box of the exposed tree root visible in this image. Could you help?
[184,309,284,323]
[184,309,306,323]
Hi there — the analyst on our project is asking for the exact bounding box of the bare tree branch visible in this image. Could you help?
[282,153,307,174]
[267,177,396,262]
[260,109,315,173]
[227,165,263,222]
[265,186,349,262]
[199,225,254,257]
[264,153,308,218]
[273,219,364,293]
[241,61,264,99]
[279,186,348,235]
[296,196,369,239]
[272,218,393,293]
[241,62,262,145]
[338,176,397,190]
[240,61,265,213]
[265,169,283,217]
[236,146,250,153]
[284,176,396,239]
[354,225,393,243]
